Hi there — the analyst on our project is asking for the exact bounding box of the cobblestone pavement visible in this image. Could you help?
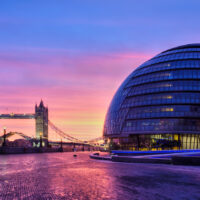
[0,152,200,200]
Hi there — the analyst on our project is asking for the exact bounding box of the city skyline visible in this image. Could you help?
[1,1,200,140]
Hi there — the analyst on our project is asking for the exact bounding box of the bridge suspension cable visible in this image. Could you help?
[0,132,33,140]
[48,120,84,143]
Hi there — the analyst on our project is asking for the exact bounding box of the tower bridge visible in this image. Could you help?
[0,100,103,147]
[0,100,48,140]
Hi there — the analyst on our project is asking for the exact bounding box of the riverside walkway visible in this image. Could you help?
[0,152,200,200]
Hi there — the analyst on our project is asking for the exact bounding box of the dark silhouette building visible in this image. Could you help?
[103,44,200,150]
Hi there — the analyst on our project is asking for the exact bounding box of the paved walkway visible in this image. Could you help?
[0,152,200,200]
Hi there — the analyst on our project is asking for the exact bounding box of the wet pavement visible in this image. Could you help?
[0,152,200,200]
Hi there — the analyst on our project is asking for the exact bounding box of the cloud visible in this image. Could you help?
[0,47,151,140]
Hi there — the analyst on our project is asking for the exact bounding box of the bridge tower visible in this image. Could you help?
[35,100,48,142]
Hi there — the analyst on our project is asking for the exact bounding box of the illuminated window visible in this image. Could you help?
[165,84,172,87]
[161,108,174,112]
[165,95,173,99]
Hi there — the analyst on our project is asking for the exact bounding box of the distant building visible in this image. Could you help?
[6,139,32,147]
[103,44,200,150]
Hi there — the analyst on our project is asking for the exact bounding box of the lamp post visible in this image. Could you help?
[59,138,63,152]
[40,132,43,148]
[2,127,6,147]
[60,139,63,148]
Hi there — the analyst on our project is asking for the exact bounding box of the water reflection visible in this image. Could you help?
[0,152,200,199]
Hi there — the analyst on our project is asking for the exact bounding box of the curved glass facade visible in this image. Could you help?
[103,44,200,150]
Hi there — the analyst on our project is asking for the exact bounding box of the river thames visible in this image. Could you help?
[0,152,200,200]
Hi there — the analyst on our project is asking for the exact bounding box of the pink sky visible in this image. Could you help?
[1,1,200,141]
[0,48,152,141]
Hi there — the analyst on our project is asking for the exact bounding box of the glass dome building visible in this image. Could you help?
[103,44,200,150]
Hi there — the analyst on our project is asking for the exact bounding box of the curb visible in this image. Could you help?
[111,155,171,164]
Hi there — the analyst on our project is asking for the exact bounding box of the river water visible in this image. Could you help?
[0,152,199,200]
